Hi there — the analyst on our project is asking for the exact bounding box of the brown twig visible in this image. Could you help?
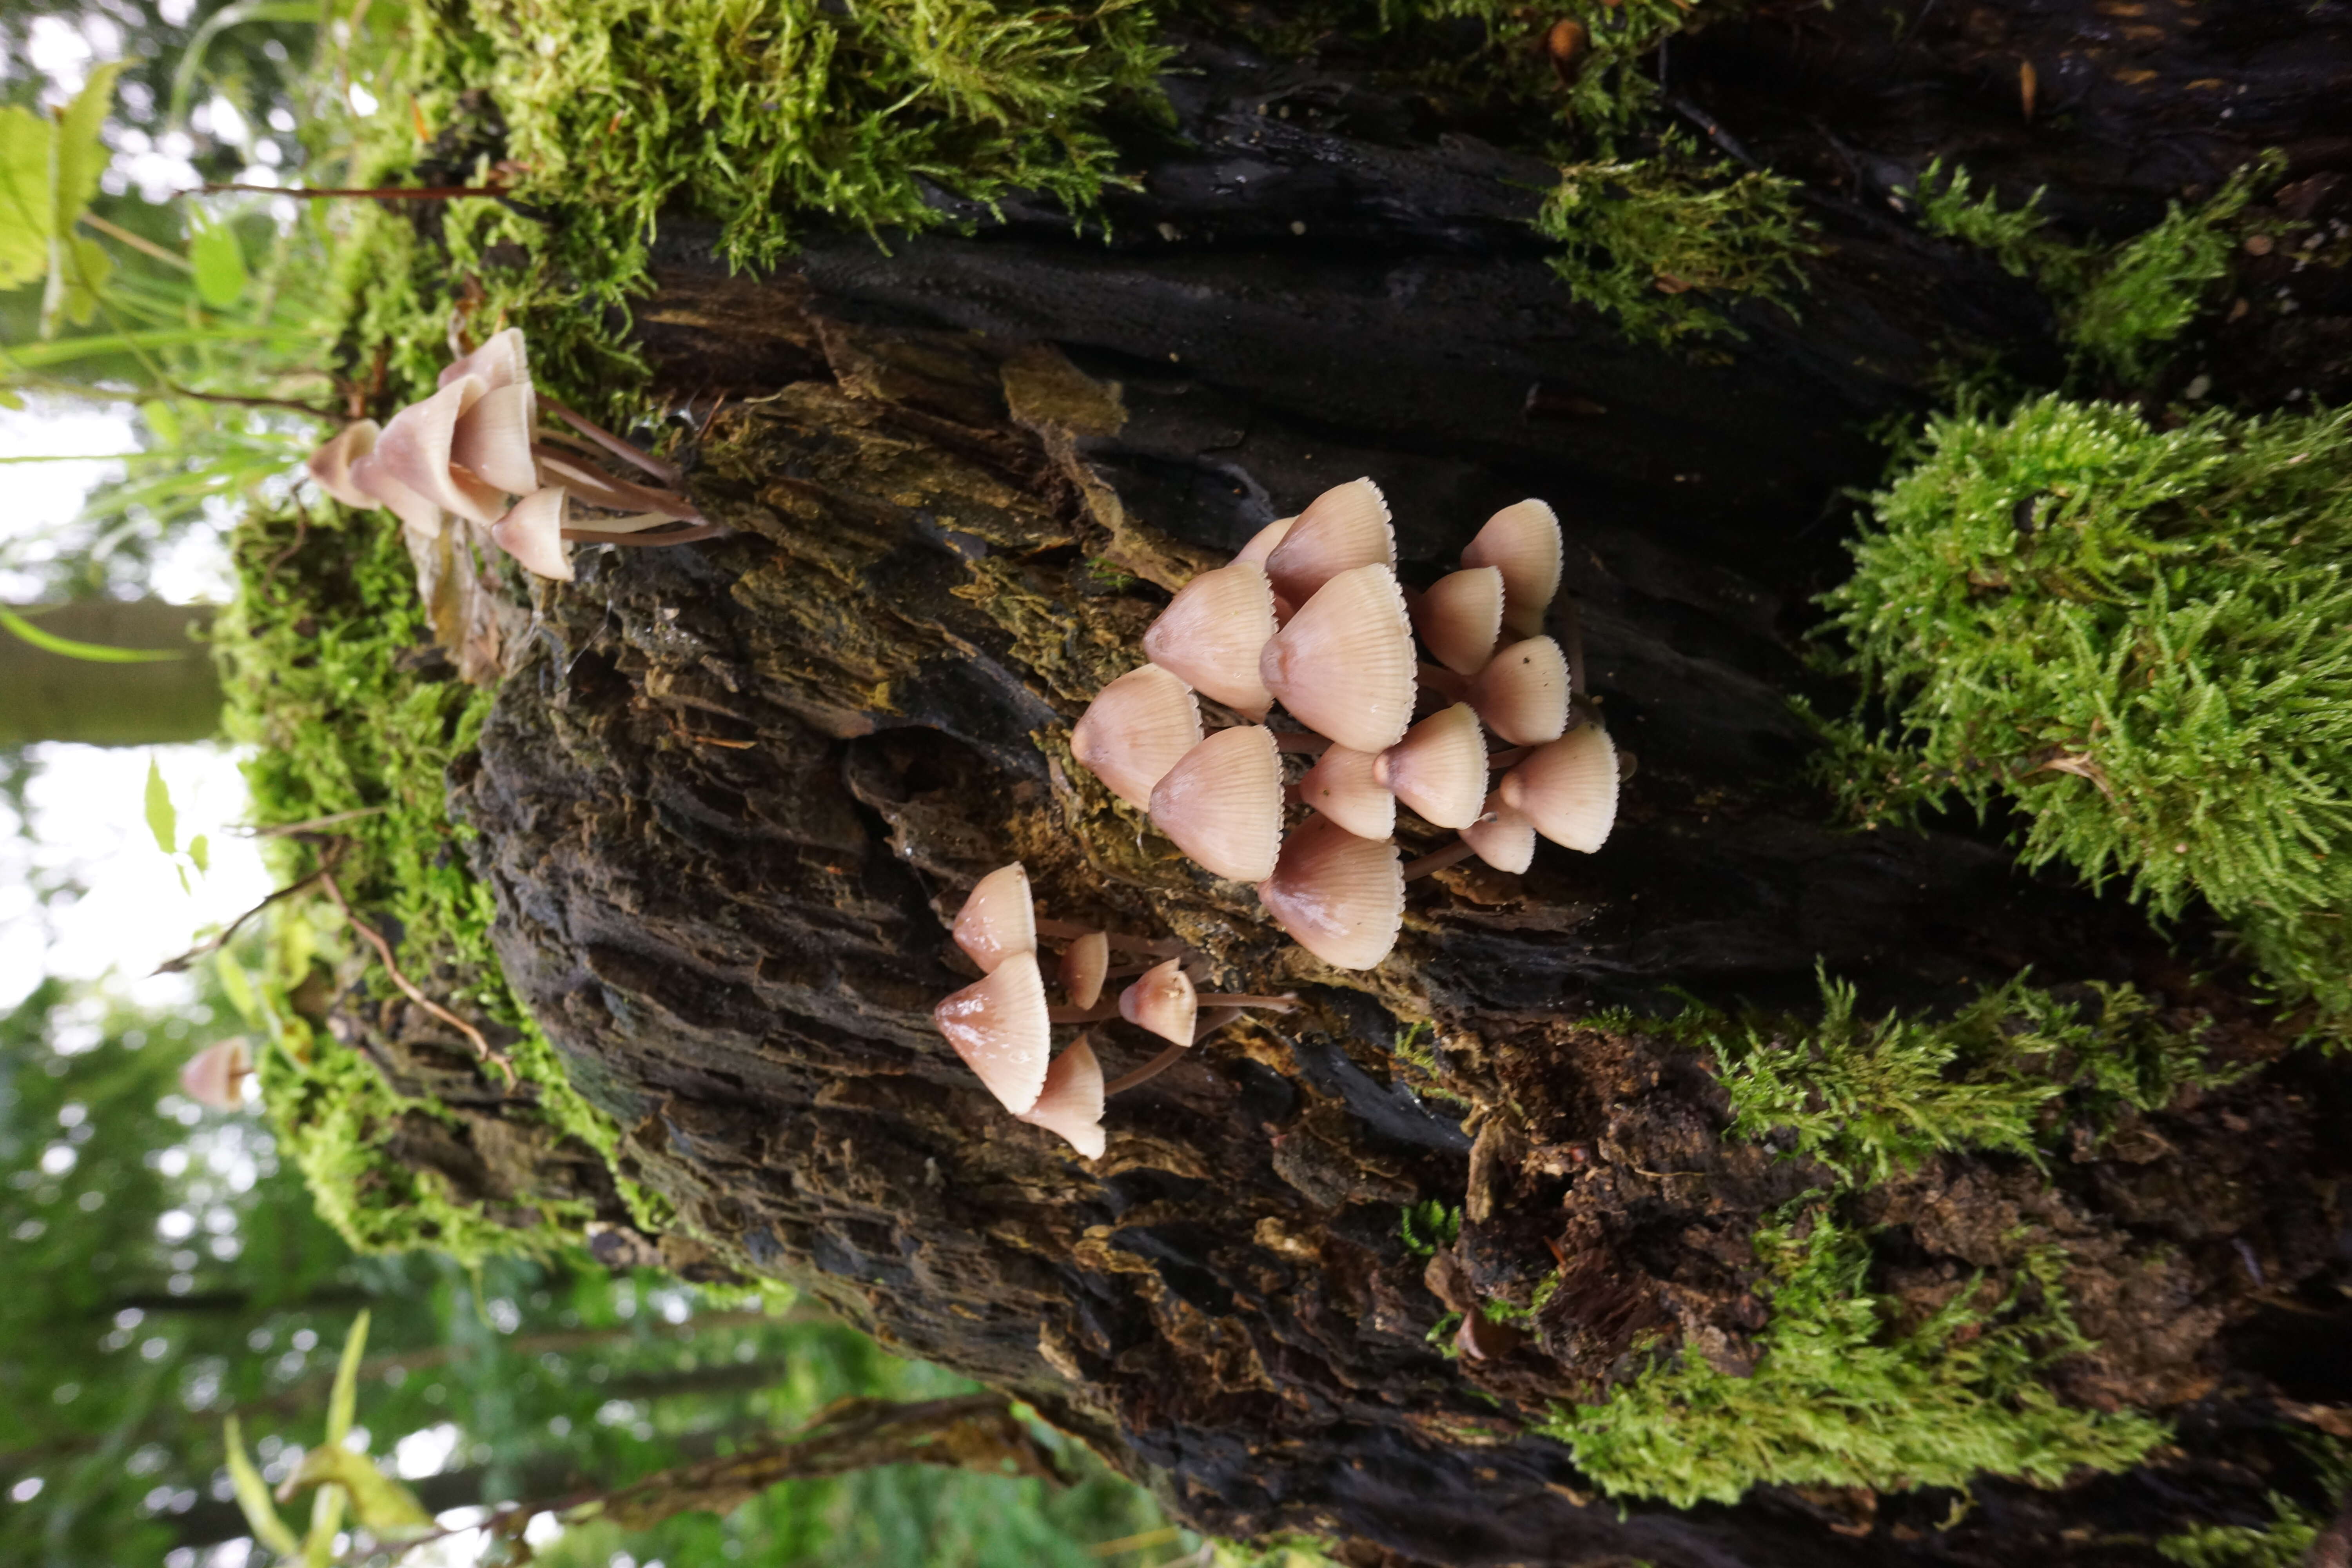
[195,182,508,200]
[241,805,392,838]
[319,872,514,1082]
[166,381,341,419]
[152,860,336,975]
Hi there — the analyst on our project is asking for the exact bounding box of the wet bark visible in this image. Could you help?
[400,4,2352,1564]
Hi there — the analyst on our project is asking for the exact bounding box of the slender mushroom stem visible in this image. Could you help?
[543,397,684,485]
[1034,918,1185,957]
[1047,993,1300,1025]
[1269,730,1332,754]
[1402,838,1479,880]
[1419,663,1469,701]
[532,446,702,520]
[1488,746,1528,770]
[563,523,725,547]
[1103,1044,1190,1096]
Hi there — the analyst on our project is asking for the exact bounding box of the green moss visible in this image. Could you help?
[1907,154,2280,379]
[1820,393,2352,1021]
[1399,1199,1463,1258]
[1538,1209,2167,1507]
[2156,1439,2351,1566]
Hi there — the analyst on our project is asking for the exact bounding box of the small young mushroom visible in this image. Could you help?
[932,950,1053,1114]
[1461,498,1563,639]
[1059,931,1110,1009]
[1258,563,1419,754]
[450,380,541,497]
[1262,478,1395,604]
[1297,742,1395,840]
[1376,702,1488,829]
[1119,956,1199,1046]
[1148,724,1285,882]
[952,862,1038,974]
[178,1036,252,1111]
[1461,791,1538,873]
[1258,813,1406,971]
[489,488,576,582]
[1412,566,1506,676]
[1466,636,1571,747]
[1231,515,1296,567]
[369,376,508,525]
[1072,664,1204,811]
[1499,724,1620,852]
[1141,561,1278,718]
[1016,1035,1107,1158]
[306,421,383,509]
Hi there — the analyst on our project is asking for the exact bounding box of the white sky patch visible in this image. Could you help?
[395,1423,464,1480]
[0,402,141,601]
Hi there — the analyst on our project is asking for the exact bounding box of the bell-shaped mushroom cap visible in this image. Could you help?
[1461,499,1563,639]
[1017,1036,1106,1158]
[1461,790,1537,874]
[1232,516,1295,568]
[372,376,507,525]
[1257,813,1405,971]
[932,950,1052,1115]
[1059,931,1109,1010]
[349,449,444,539]
[1374,703,1488,829]
[1297,743,1394,840]
[306,420,382,510]
[1467,636,1570,746]
[1258,563,1417,753]
[1499,724,1619,853]
[1148,724,1284,882]
[953,862,1037,975]
[489,488,575,582]
[178,1036,251,1111]
[440,326,530,393]
[1118,957,1198,1047]
[1072,665,1204,812]
[1263,478,1395,604]
[450,380,540,497]
[1414,566,1505,676]
[1141,562,1277,718]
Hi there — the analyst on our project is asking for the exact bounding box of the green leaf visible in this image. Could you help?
[43,230,114,335]
[188,833,210,873]
[189,218,248,309]
[284,1446,434,1537]
[144,756,176,855]
[0,606,187,662]
[0,104,52,290]
[215,951,260,1023]
[141,399,183,446]
[39,63,126,337]
[224,1416,304,1557]
[0,388,23,410]
[326,1308,369,1443]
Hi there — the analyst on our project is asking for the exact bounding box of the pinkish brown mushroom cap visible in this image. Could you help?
[1119,957,1199,1046]
[1059,931,1110,1010]
[371,376,508,526]
[1232,516,1296,568]
[450,380,541,497]
[1257,813,1405,971]
[1258,563,1418,754]
[1072,665,1204,811]
[1466,636,1570,747]
[1375,702,1488,829]
[1461,499,1563,638]
[1262,479,1395,604]
[1017,1035,1106,1158]
[1499,725,1619,853]
[179,1037,252,1111]
[440,326,530,393]
[306,421,382,510]
[933,951,1053,1114]
[1414,566,1505,676]
[1297,743,1394,840]
[953,862,1038,974]
[1148,725,1285,882]
[489,488,575,582]
[1141,561,1277,718]
[1461,790,1537,874]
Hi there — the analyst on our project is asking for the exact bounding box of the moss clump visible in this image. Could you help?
[1701,971,2236,1182]
[2155,1438,2351,1566]
[1821,393,2352,1022]
[1907,155,2279,379]
[1540,1209,2167,1506]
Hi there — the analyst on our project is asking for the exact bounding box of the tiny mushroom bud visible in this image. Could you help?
[306,421,383,510]
[1461,499,1563,639]
[450,381,541,497]
[1413,566,1506,676]
[1466,636,1571,747]
[1499,724,1620,853]
[1149,725,1285,882]
[1258,563,1419,753]
[1297,743,1395,840]
[1231,516,1296,567]
[1263,478,1395,604]
[489,488,575,582]
[1461,790,1537,873]
[1017,1035,1107,1158]
[1375,702,1488,829]
[371,376,508,525]
[1059,931,1110,1010]
[1258,813,1405,971]
[1141,561,1278,718]
[1072,665,1205,811]
[179,1036,252,1111]
[953,862,1038,974]
[1119,957,1199,1046]
[932,951,1053,1114]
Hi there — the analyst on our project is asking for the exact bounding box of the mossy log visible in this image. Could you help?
[367,8,2352,1565]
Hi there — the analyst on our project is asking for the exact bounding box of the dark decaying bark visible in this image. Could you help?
[369,5,2352,1563]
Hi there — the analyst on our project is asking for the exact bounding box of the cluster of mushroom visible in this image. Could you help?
[303,327,714,581]
[929,863,1297,1156]
[1070,480,1619,971]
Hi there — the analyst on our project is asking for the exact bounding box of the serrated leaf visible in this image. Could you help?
[43,230,113,335]
[0,105,55,290]
[189,218,247,309]
[187,833,210,873]
[53,62,125,224]
[144,757,176,855]
[224,1416,303,1557]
